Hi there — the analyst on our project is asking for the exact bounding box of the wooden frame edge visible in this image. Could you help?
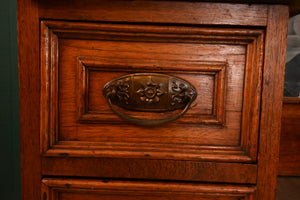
[17,0,41,200]
[257,4,289,200]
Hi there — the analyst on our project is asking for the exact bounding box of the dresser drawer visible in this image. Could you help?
[18,0,288,199]
[42,178,256,200]
[41,20,263,164]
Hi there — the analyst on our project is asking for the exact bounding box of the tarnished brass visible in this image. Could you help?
[103,73,197,126]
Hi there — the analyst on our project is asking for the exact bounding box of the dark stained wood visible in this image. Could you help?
[42,178,257,200]
[38,0,268,26]
[278,98,300,176]
[41,157,257,184]
[256,5,289,200]
[289,0,300,16]
[17,0,40,200]
[277,177,300,200]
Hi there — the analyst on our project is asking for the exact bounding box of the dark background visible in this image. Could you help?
[0,0,21,199]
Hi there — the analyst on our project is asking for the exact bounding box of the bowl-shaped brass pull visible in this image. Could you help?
[103,73,197,126]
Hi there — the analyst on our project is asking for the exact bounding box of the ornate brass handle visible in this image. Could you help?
[103,73,197,126]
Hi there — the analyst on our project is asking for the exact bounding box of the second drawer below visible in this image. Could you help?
[42,178,256,200]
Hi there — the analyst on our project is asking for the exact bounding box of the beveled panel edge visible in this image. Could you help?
[44,143,253,163]
[239,23,265,162]
[41,177,256,199]
[40,21,60,155]
[43,20,264,45]
[77,56,226,125]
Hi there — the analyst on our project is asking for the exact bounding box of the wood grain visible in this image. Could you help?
[38,0,268,26]
[256,5,289,200]
[77,57,226,124]
[42,178,257,200]
[17,0,40,200]
[18,1,289,199]
[40,20,264,163]
[41,157,257,184]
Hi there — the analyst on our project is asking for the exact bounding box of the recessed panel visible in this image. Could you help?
[77,57,225,124]
[59,39,237,144]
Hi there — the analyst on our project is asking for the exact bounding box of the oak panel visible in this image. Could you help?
[41,178,257,200]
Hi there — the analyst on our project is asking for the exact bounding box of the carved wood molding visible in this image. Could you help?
[40,20,264,163]
[77,57,226,125]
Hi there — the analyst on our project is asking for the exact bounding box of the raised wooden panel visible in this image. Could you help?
[77,57,226,125]
[40,20,264,163]
[41,178,256,200]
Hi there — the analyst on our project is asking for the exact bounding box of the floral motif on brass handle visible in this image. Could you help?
[103,73,197,126]
[171,80,196,106]
[136,79,165,103]
[104,78,130,104]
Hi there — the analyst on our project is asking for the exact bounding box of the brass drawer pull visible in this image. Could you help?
[103,73,197,126]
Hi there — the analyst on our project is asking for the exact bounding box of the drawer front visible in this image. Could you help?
[17,0,289,199]
[42,178,256,200]
[41,20,264,164]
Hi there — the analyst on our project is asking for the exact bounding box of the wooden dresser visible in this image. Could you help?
[17,0,289,199]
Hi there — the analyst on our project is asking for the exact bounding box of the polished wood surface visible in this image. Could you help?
[17,0,40,199]
[38,0,268,26]
[40,20,263,163]
[18,1,289,200]
[279,98,300,176]
[42,178,257,200]
[42,157,257,184]
[257,5,289,200]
